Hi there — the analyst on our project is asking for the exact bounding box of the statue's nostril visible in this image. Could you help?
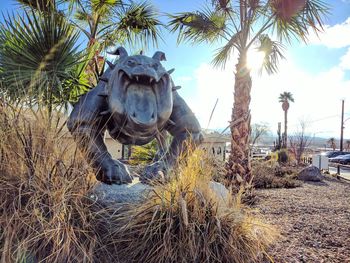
[151,113,155,119]
[132,112,136,118]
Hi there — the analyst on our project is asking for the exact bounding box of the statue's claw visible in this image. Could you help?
[96,159,133,185]
[140,162,167,184]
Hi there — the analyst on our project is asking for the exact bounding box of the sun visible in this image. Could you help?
[246,50,265,71]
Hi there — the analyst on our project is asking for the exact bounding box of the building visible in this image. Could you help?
[200,133,230,161]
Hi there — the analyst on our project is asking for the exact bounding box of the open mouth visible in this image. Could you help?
[117,70,168,89]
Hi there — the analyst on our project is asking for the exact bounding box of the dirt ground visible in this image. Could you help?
[255,176,350,263]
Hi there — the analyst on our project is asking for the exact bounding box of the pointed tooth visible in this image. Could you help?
[172,86,181,91]
[99,110,111,116]
[106,60,115,69]
[123,79,130,90]
[136,76,139,82]
[167,68,175,74]
[99,77,108,83]
[149,77,154,84]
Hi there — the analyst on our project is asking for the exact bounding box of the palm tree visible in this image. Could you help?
[327,138,336,151]
[279,91,294,148]
[346,140,350,151]
[0,10,87,116]
[169,0,328,189]
[67,0,163,83]
[16,0,163,84]
[3,0,163,110]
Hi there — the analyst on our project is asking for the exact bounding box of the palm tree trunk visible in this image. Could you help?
[225,53,252,190]
[284,109,288,148]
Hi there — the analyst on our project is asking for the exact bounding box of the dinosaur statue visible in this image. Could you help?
[67,47,202,184]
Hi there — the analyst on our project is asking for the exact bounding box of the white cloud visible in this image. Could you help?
[340,47,350,70]
[181,53,350,138]
[308,17,350,48]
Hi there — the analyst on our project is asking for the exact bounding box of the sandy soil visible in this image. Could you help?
[255,176,350,263]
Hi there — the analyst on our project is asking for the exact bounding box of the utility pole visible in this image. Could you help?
[338,99,344,175]
[340,99,344,152]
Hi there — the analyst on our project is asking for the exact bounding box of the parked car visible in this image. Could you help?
[329,154,350,163]
[338,154,350,165]
[321,151,347,158]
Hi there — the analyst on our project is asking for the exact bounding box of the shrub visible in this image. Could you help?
[109,150,277,263]
[0,106,277,263]
[251,161,301,189]
[0,107,113,262]
[277,150,289,164]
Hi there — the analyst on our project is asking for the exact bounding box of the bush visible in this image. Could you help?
[252,161,301,189]
[110,150,277,263]
[0,106,277,263]
[0,107,113,262]
[277,150,289,164]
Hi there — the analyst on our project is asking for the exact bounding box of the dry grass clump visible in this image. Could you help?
[252,160,301,189]
[0,106,113,262]
[0,105,277,263]
[109,150,277,263]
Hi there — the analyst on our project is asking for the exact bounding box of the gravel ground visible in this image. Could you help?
[255,176,350,263]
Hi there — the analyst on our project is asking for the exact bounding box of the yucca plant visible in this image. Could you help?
[0,10,88,115]
[168,0,329,191]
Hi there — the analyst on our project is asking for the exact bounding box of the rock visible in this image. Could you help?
[89,178,153,208]
[209,181,230,202]
[89,178,230,209]
[297,166,324,182]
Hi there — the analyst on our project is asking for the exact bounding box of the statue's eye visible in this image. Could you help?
[127,60,136,66]
[152,63,159,70]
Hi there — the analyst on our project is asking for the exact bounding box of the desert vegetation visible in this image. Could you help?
[1,0,348,262]
[0,105,278,262]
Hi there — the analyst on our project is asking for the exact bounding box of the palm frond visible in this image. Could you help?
[114,1,163,48]
[256,34,285,74]
[91,0,121,17]
[15,0,56,12]
[278,91,294,102]
[0,10,85,105]
[211,32,240,68]
[168,7,227,45]
[211,0,233,14]
[270,0,330,43]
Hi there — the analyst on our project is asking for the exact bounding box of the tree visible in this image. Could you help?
[346,140,350,151]
[279,91,294,148]
[129,140,158,165]
[0,10,87,115]
[169,0,328,189]
[67,0,163,84]
[289,120,312,165]
[327,138,336,151]
[2,0,163,112]
[16,0,163,85]
[250,123,270,148]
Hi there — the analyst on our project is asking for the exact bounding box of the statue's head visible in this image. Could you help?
[105,47,174,137]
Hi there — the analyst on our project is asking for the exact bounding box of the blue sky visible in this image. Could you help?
[1,0,350,139]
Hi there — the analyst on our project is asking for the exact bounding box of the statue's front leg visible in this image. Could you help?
[140,131,202,183]
[140,92,203,183]
[68,124,132,185]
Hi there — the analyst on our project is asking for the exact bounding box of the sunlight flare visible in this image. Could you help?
[247,50,265,71]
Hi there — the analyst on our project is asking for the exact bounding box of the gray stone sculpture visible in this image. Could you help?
[68,47,202,184]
